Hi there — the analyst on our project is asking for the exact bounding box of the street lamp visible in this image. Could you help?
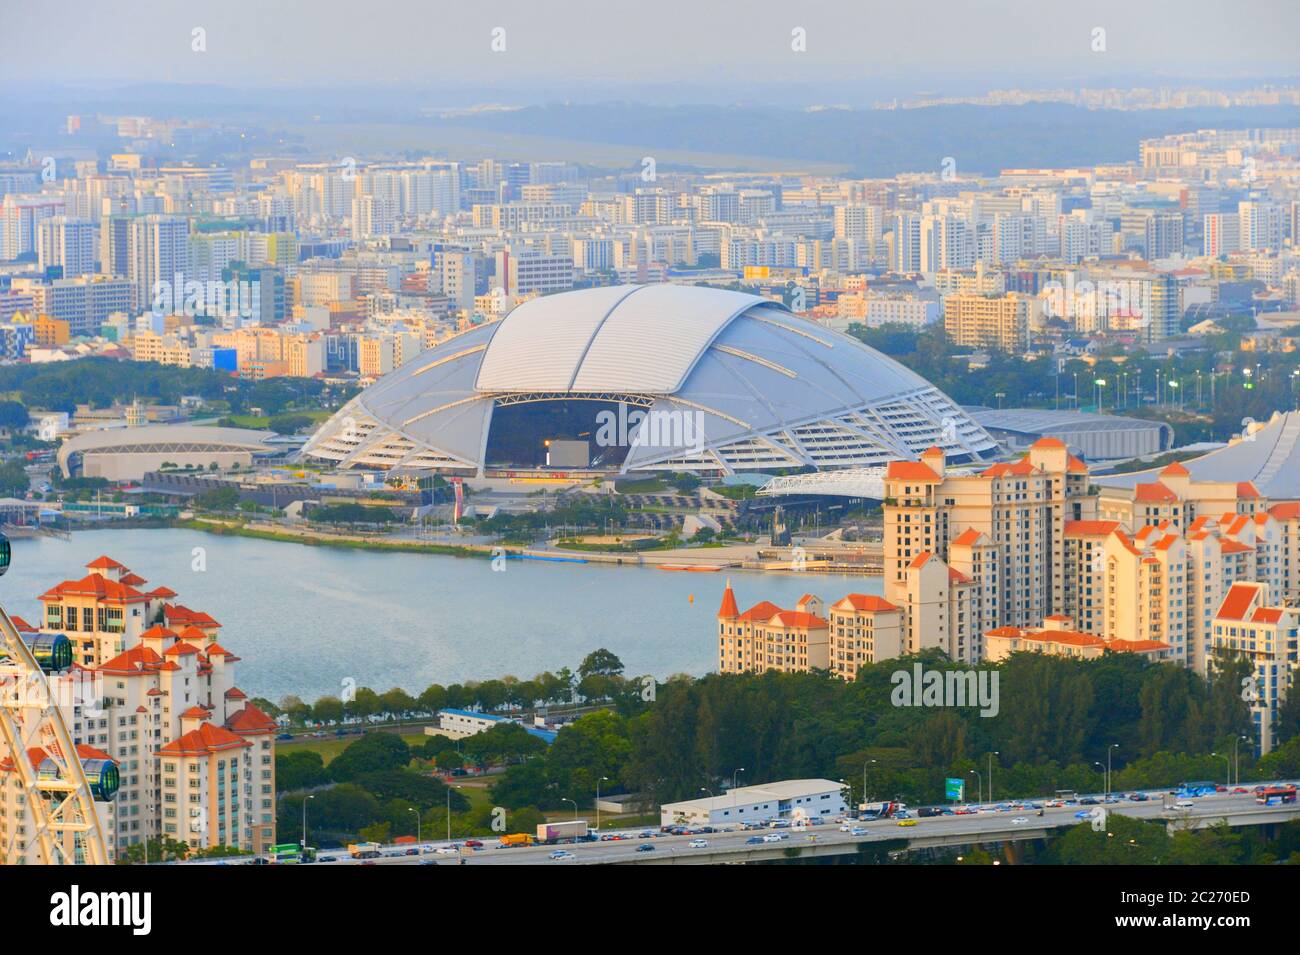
[1233,735,1250,786]
[969,768,982,805]
[597,776,610,831]
[1211,752,1231,788]
[301,793,315,850]
[863,758,876,808]
[561,796,578,821]
[987,751,999,802]
[408,806,422,843]
[1107,743,1119,796]
[732,767,745,818]
[1094,378,1106,413]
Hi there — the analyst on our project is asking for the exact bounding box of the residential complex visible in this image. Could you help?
[721,441,1300,755]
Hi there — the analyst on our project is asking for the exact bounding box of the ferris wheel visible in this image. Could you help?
[0,533,113,865]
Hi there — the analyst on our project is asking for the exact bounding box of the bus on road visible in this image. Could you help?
[1256,785,1297,805]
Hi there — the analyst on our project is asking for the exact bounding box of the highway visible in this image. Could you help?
[196,780,1300,866]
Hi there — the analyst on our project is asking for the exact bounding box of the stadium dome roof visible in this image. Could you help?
[1096,411,1300,500]
[303,284,997,474]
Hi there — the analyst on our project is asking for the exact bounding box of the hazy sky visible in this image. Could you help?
[2,0,1297,99]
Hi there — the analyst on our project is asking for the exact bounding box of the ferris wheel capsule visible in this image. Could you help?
[0,530,9,577]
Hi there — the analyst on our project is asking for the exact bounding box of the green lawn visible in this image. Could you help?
[278,727,432,765]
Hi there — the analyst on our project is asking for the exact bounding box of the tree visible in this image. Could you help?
[0,459,29,497]
[0,400,29,430]
[312,695,344,725]
[268,413,313,435]
[354,770,470,811]
[579,648,625,680]
[277,750,328,792]
[195,486,239,511]
[328,733,412,782]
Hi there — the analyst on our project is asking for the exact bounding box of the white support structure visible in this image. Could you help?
[0,606,109,865]
[756,467,890,500]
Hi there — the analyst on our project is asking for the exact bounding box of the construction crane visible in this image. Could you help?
[0,532,114,864]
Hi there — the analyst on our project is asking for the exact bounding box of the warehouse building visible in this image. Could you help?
[660,778,846,827]
[966,407,1173,461]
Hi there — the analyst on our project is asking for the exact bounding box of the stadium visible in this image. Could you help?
[302,284,997,476]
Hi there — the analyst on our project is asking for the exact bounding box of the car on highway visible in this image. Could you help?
[1012,817,1029,825]
[688,839,709,848]
[1128,792,1149,802]
[435,846,459,855]
[897,819,918,827]
[1232,787,1249,794]
[404,848,420,856]
[1175,800,1195,809]
[549,850,575,861]
[761,833,783,843]
[419,859,438,866]
[464,839,484,848]
[636,843,655,852]
[1044,799,1063,808]
[849,826,869,836]
[746,836,764,845]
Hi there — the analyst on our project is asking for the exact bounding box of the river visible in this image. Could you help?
[2,528,883,703]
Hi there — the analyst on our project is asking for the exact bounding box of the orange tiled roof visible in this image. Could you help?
[885,460,940,482]
[164,604,220,628]
[738,601,783,622]
[225,703,277,735]
[833,594,898,613]
[1268,502,1300,520]
[99,644,166,676]
[1217,583,1260,620]
[157,722,251,757]
[1029,437,1066,449]
[86,556,127,571]
[768,610,828,629]
[1064,520,1120,537]
[1237,482,1262,499]
[1160,461,1190,477]
[1134,482,1178,503]
[951,528,984,547]
[718,583,739,618]
[39,573,151,604]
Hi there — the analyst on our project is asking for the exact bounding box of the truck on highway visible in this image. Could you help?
[348,841,382,859]
[537,819,592,844]
[498,833,535,848]
[858,801,898,820]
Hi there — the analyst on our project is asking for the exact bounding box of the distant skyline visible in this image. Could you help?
[2,0,1298,105]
